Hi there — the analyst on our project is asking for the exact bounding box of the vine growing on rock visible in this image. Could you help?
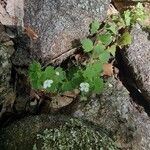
[29,3,147,98]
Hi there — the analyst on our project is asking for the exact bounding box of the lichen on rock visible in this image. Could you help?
[35,118,118,150]
[73,78,150,150]
[0,115,119,150]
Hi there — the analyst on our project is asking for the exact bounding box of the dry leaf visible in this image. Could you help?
[113,0,136,12]
[103,63,113,76]
[107,4,119,16]
[51,95,74,109]
[62,89,80,98]
[24,26,38,40]
[30,89,40,100]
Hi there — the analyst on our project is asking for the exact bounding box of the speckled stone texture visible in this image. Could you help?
[121,24,150,101]
[0,115,118,150]
[73,78,150,150]
[12,0,111,66]
[0,25,15,104]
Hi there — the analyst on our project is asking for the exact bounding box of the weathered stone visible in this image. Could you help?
[0,25,11,42]
[0,0,24,27]
[12,0,111,66]
[73,78,150,150]
[0,25,15,106]
[0,25,19,119]
[120,24,150,101]
[0,115,118,150]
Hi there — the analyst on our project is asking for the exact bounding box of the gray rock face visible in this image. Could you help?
[73,78,150,150]
[121,24,150,101]
[12,0,111,66]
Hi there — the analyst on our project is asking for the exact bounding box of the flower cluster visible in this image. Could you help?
[43,80,53,89]
[79,82,90,93]
[56,71,60,76]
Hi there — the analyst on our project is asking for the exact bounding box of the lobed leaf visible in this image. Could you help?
[99,51,110,63]
[107,44,116,57]
[90,20,100,34]
[97,33,112,46]
[123,10,131,26]
[81,38,93,52]
[94,43,106,55]
[118,31,132,47]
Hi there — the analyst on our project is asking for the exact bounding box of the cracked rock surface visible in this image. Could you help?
[120,24,150,101]
[73,78,150,150]
[12,0,111,66]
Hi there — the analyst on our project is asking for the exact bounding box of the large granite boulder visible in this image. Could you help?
[12,0,111,66]
[0,115,118,150]
[72,78,150,150]
[120,24,150,101]
[0,77,150,150]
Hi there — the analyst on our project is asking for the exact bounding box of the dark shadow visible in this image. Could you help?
[115,48,150,116]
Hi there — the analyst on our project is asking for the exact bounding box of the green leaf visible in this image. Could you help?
[118,31,132,47]
[97,33,112,46]
[99,51,110,63]
[31,80,41,89]
[131,3,147,24]
[105,22,117,34]
[112,15,125,29]
[92,77,104,94]
[94,43,106,55]
[61,81,73,92]
[44,66,55,79]
[29,61,42,89]
[46,83,57,93]
[90,20,100,34]
[81,38,93,52]
[62,70,83,92]
[107,44,116,57]
[67,67,79,80]
[55,67,66,81]
[124,10,131,26]
[83,61,103,80]
[71,71,84,88]
[39,72,46,83]
[29,61,41,73]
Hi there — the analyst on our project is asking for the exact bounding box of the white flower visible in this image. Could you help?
[56,71,60,76]
[79,82,90,93]
[108,83,113,88]
[43,79,53,89]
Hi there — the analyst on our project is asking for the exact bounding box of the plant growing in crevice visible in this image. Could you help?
[29,3,147,98]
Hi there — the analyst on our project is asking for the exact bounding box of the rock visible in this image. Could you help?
[0,25,15,108]
[0,0,24,27]
[0,45,14,85]
[12,0,111,66]
[120,24,150,101]
[0,25,11,42]
[72,78,150,150]
[0,115,118,150]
